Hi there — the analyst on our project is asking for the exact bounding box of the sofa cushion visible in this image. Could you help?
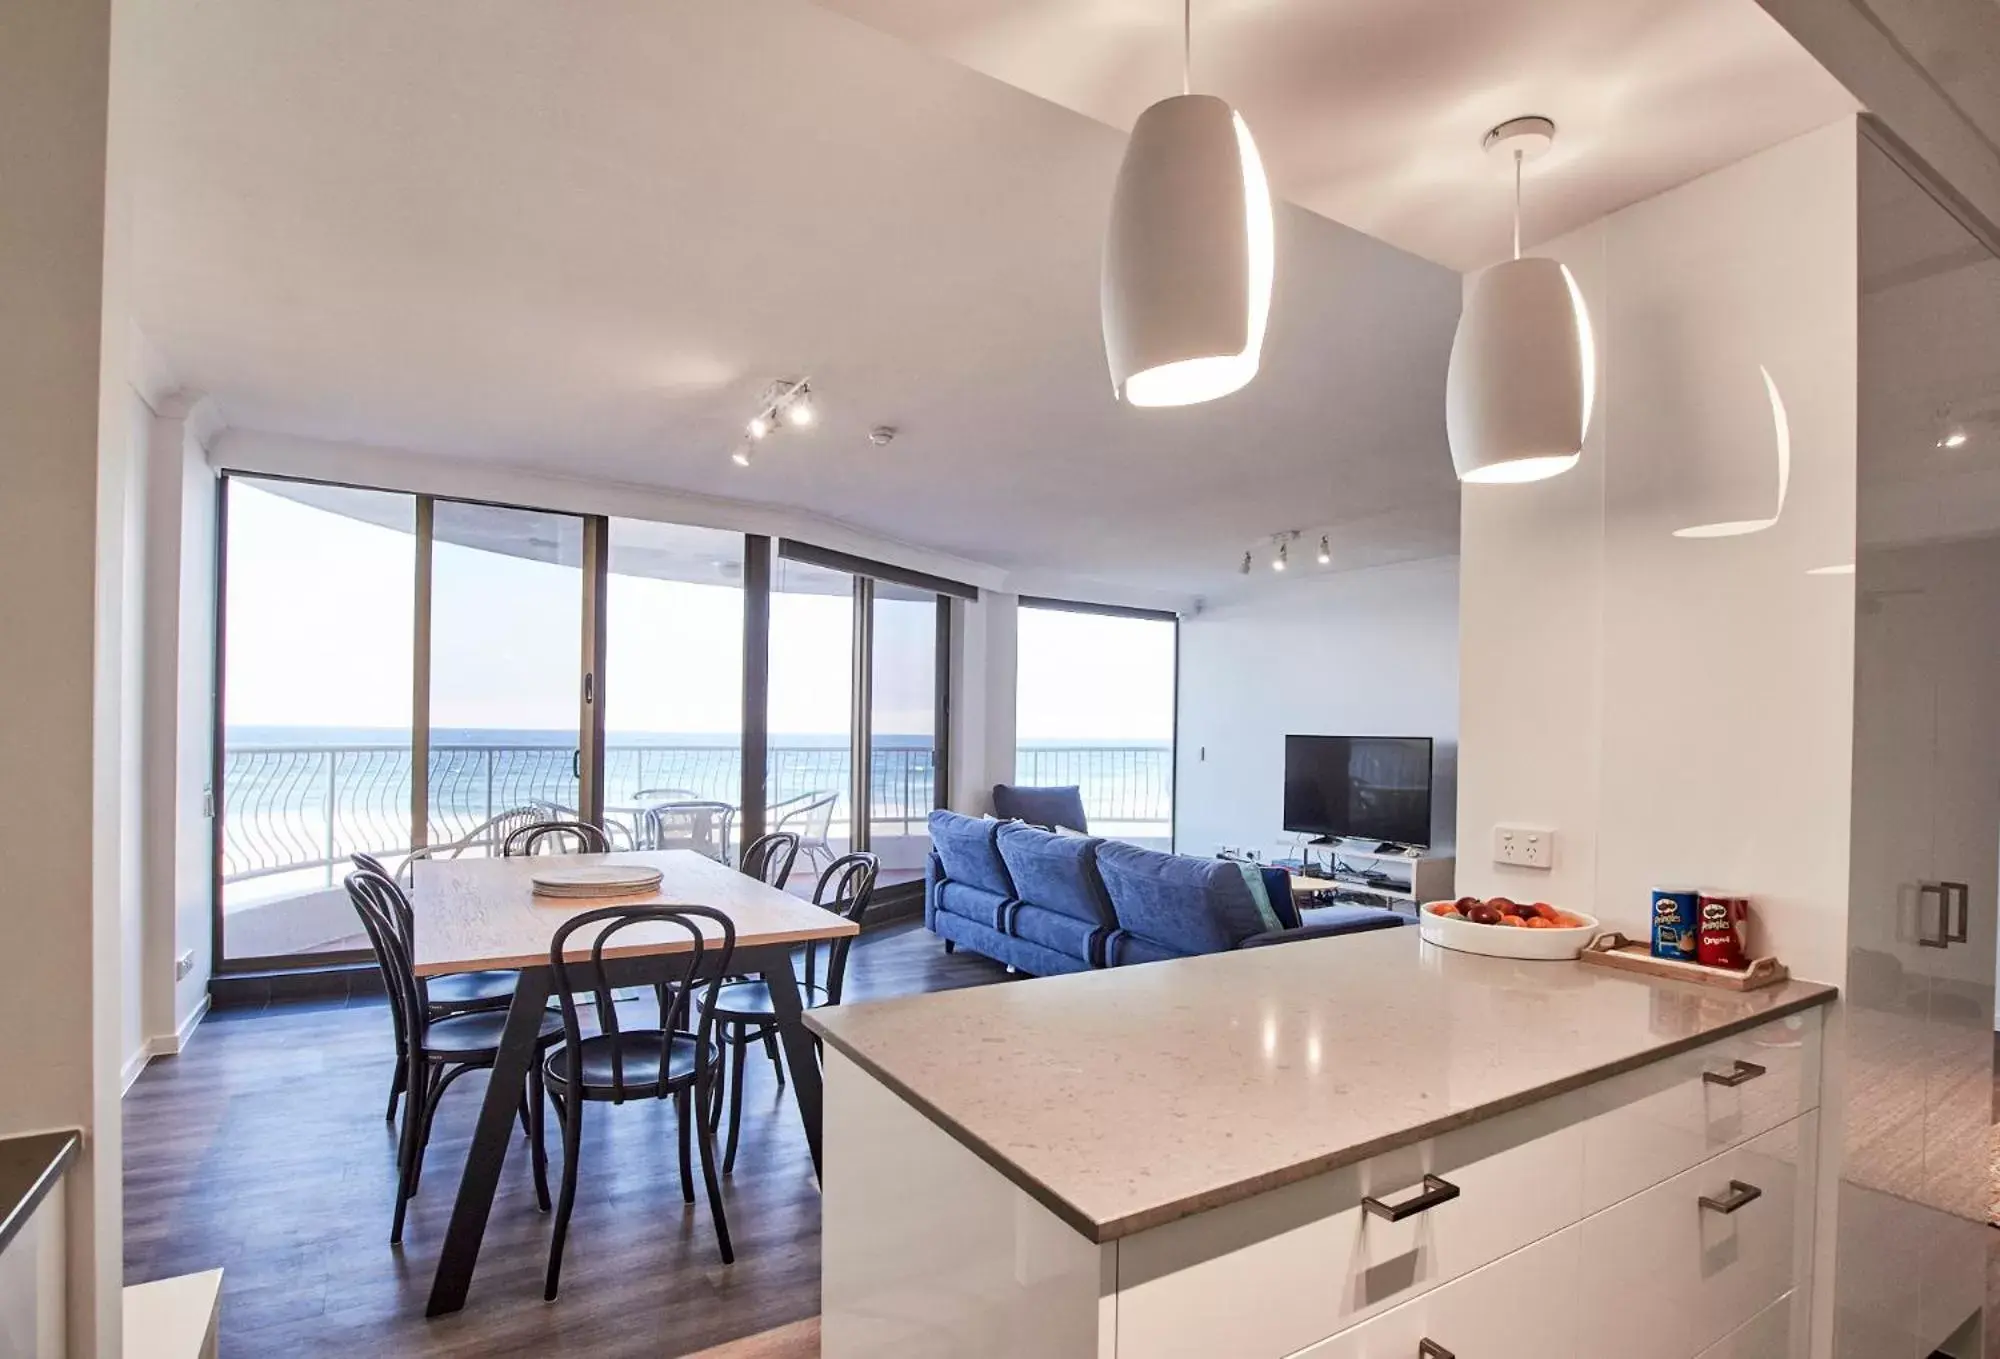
[1009,903,1105,967]
[935,880,1012,933]
[995,822,1117,930]
[1094,841,1284,955]
[1263,866,1302,929]
[928,810,1015,899]
[1103,930,1186,967]
[991,784,1089,833]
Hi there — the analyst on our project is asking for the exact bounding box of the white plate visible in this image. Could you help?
[531,865,664,898]
[1418,901,1602,960]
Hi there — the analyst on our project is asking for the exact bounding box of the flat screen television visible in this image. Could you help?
[1282,735,1434,848]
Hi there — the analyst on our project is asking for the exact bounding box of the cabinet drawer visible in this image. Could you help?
[1116,1106,1584,1359]
[1576,1113,1815,1359]
[1285,1225,1582,1359]
[1695,1291,1801,1359]
[1581,1011,1818,1213]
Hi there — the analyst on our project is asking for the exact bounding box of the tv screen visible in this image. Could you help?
[1283,735,1434,847]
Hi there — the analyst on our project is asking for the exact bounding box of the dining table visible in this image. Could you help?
[407,849,859,1317]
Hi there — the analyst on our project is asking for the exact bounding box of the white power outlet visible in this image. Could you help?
[175,950,195,981]
[1494,826,1554,870]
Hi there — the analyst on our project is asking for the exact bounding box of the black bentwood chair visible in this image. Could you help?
[542,904,738,1299]
[502,820,612,856]
[344,869,559,1245]
[706,852,877,1174]
[350,852,520,1124]
[738,832,801,892]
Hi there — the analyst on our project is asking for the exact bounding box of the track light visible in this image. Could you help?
[787,386,815,426]
[731,445,753,468]
[1272,540,1288,572]
[1240,551,1252,575]
[1940,429,1969,449]
[747,415,769,440]
[1317,535,1331,565]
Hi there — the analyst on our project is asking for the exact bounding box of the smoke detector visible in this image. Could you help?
[868,425,898,446]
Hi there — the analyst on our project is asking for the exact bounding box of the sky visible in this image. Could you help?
[224,481,1173,742]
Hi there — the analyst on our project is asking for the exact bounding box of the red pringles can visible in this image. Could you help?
[1696,892,1750,970]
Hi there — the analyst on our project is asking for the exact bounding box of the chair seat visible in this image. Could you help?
[425,1007,562,1058]
[425,969,518,1011]
[706,977,829,1022]
[542,1031,717,1099]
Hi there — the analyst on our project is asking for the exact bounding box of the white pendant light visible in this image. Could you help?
[1102,0,1274,408]
[1446,117,1595,484]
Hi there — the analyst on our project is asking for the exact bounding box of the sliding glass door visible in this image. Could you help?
[426,501,589,851]
[869,581,942,890]
[767,556,857,890]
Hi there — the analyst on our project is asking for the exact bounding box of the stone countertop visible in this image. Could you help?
[0,1129,80,1257]
[807,928,1835,1243]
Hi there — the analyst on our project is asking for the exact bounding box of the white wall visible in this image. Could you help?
[1175,556,1460,861]
[1,3,124,1351]
[1456,118,1860,987]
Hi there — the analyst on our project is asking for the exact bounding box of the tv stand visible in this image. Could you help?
[1286,844,1455,917]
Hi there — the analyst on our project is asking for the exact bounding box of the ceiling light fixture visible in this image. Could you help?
[747,415,769,440]
[731,445,753,469]
[730,377,813,468]
[1940,429,1969,449]
[1101,0,1273,408]
[1446,117,1594,485]
[1240,551,1252,575]
[1317,535,1331,565]
[1272,537,1288,572]
[787,385,815,427]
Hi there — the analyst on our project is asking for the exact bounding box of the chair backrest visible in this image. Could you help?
[771,790,838,844]
[502,819,611,856]
[806,852,878,1005]
[344,868,427,1056]
[739,832,801,890]
[991,784,1089,834]
[645,800,736,862]
[547,905,737,1103]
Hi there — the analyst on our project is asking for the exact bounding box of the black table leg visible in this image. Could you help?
[751,944,824,1180]
[426,964,551,1317]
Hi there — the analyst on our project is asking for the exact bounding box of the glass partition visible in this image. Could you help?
[869,582,942,889]
[1015,604,1176,848]
[768,556,856,890]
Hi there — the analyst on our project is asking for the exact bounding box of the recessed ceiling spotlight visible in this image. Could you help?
[1317,535,1331,565]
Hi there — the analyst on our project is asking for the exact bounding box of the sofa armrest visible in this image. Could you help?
[1237,914,1408,949]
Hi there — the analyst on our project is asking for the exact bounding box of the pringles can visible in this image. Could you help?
[1651,888,1700,961]
[1697,892,1751,970]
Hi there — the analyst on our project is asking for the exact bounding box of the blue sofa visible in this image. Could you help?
[924,810,1404,975]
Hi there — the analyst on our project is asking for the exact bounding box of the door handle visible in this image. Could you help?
[1942,881,1969,943]
[1362,1174,1460,1222]
[1698,1179,1763,1215]
[1918,882,1949,948]
[1702,1059,1766,1088]
[572,749,582,780]
[1418,1343,1455,1359]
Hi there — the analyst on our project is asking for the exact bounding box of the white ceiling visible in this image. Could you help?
[125,0,1857,600]
[812,0,1860,270]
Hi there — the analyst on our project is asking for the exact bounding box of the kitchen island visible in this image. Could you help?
[806,926,1836,1359]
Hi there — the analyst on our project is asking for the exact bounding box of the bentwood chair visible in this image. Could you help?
[501,820,612,856]
[542,905,737,1297]
[350,852,520,1124]
[738,832,801,892]
[705,852,877,1173]
[345,869,559,1245]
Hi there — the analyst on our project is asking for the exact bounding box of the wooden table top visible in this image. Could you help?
[408,850,857,976]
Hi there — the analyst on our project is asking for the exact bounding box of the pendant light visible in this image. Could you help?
[1446,117,1595,484]
[1102,0,1274,408]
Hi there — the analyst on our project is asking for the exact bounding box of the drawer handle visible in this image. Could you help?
[1698,1179,1763,1215]
[1362,1174,1460,1223]
[1418,1343,1455,1359]
[1701,1059,1767,1088]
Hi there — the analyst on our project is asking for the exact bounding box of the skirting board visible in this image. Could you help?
[123,993,212,1097]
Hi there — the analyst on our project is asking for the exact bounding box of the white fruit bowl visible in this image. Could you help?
[1418,902,1602,961]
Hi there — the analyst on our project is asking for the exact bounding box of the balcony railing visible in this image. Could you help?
[221,740,1171,887]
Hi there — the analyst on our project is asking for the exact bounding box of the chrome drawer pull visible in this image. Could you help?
[1362,1174,1460,1222]
[1698,1179,1763,1215]
[1419,1342,1455,1359]
[1702,1059,1767,1088]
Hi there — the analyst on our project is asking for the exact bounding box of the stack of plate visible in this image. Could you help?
[530,865,664,900]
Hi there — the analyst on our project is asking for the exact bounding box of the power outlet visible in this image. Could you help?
[175,950,195,982]
[1493,826,1554,870]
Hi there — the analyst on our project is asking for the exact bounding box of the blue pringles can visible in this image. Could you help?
[1651,889,1700,960]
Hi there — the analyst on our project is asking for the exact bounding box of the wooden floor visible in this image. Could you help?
[124,919,1008,1358]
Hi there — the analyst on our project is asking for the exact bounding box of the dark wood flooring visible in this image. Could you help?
[124,919,1009,1358]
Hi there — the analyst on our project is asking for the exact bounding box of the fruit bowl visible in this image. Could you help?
[1419,899,1602,960]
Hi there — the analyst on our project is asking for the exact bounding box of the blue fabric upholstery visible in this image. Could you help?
[1094,841,1279,956]
[991,784,1089,833]
[923,810,1405,973]
[927,809,1014,898]
[996,823,1116,930]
